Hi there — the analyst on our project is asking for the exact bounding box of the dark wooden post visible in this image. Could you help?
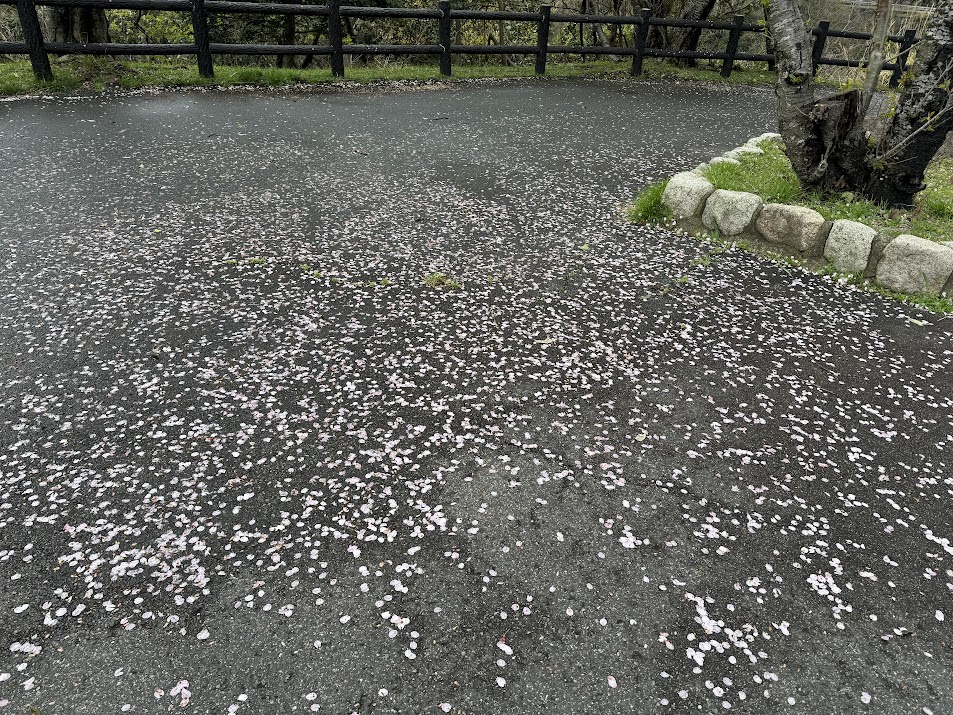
[720,14,744,78]
[631,7,651,77]
[811,20,829,75]
[191,0,214,78]
[329,0,345,77]
[535,4,550,75]
[16,0,52,81]
[890,28,917,88]
[438,0,452,76]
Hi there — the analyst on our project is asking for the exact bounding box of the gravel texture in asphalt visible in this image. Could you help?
[0,79,951,715]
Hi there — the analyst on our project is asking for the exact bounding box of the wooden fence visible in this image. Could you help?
[0,0,921,88]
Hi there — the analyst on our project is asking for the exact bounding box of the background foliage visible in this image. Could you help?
[0,0,938,73]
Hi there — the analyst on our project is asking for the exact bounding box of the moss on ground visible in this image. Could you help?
[0,56,787,97]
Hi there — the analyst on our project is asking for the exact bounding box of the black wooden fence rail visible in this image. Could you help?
[0,0,921,88]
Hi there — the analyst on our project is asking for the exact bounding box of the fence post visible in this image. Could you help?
[535,4,550,75]
[438,0,452,76]
[631,7,651,76]
[15,0,52,81]
[720,14,744,78]
[890,28,917,88]
[811,20,829,75]
[191,0,214,78]
[329,0,345,77]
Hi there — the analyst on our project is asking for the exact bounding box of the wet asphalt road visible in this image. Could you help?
[0,78,951,715]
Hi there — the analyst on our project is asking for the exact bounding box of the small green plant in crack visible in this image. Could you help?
[225,256,266,266]
[379,277,394,287]
[691,255,713,268]
[423,272,462,290]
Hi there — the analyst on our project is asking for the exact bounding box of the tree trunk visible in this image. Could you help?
[277,14,296,68]
[47,7,110,44]
[861,0,892,107]
[765,0,870,193]
[767,0,953,207]
[645,0,672,50]
[588,0,618,61]
[677,0,716,65]
[867,1,953,206]
[499,0,508,67]
[764,0,823,183]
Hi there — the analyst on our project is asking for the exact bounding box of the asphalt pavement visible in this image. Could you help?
[0,77,951,715]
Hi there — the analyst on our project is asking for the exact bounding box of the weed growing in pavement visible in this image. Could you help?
[423,272,462,290]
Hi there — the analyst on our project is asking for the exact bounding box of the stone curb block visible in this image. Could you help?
[702,189,763,237]
[662,172,716,223]
[657,132,953,300]
[825,220,877,273]
[709,156,740,166]
[756,203,828,256]
[875,234,953,297]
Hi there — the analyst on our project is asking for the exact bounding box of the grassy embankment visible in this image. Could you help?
[0,56,778,96]
[628,142,953,312]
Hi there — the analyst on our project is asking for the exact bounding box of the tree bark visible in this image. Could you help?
[766,0,870,193]
[277,14,296,68]
[867,0,953,206]
[47,7,110,44]
[765,0,822,184]
[861,0,892,107]
[762,0,953,207]
[644,0,672,51]
[677,0,716,65]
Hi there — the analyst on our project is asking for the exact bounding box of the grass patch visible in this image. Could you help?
[0,56,790,97]
[866,282,953,313]
[702,142,953,243]
[0,60,85,94]
[627,178,670,224]
[703,142,802,204]
[423,272,462,290]
[636,59,778,87]
[818,264,953,313]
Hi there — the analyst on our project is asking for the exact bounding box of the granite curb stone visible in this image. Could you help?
[875,234,953,296]
[825,220,878,273]
[756,203,828,255]
[658,134,951,300]
[702,189,763,237]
